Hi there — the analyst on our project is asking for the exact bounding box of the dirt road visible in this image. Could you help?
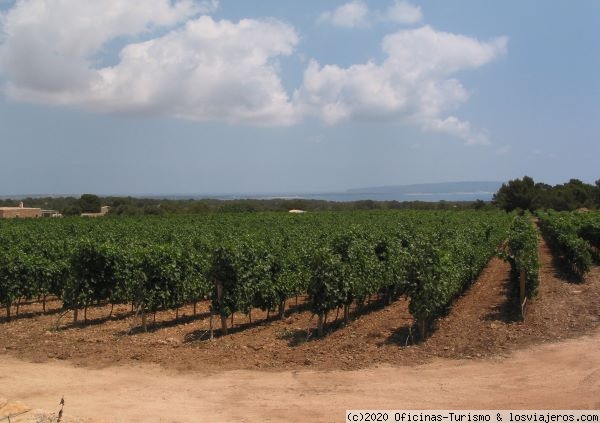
[2,329,599,423]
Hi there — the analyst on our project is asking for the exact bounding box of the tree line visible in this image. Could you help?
[493,177,600,212]
[0,195,490,216]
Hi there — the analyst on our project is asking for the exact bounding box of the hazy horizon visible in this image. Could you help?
[0,180,507,199]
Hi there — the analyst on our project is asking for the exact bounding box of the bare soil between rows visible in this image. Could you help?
[1,233,599,373]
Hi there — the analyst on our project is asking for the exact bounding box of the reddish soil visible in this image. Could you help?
[1,233,599,372]
[1,331,599,422]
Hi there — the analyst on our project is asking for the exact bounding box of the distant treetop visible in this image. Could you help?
[493,176,600,212]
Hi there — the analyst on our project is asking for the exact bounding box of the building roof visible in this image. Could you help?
[0,207,42,211]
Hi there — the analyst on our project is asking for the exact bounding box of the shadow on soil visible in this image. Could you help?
[182,313,289,343]
[385,325,419,347]
[0,306,63,324]
[278,295,403,348]
[183,295,397,346]
[483,273,522,323]
[182,300,311,343]
[118,310,213,336]
[60,308,139,330]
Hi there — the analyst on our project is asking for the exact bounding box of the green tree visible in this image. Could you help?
[493,176,537,212]
[78,194,102,213]
[472,199,486,210]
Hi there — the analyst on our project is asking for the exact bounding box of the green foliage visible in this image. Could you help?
[0,210,511,335]
[208,240,272,317]
[538,211,593,277]
[578,219,600,250]
[307,247,346,316]
[494,177,599,212]
[504,214,540,298]
[538,210,600,265]
[78,194,102,213]
[375,235,410,301]
[138,245,186,313]
[406,215,510,325]
[0,195,492,217]
[494,176,537,212]
[0,247,65,318]
[0,250,20,314]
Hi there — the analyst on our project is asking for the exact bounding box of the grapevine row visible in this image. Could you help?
[0,211,511,338]
[537,211,595,277]
[503,214,540,301]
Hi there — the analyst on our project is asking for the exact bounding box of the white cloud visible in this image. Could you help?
[91,16,299,125]
[385,0,422,25]
[319,1,422,28]
[0,0,211,91]
[294,26,507,145]
[0,1,508,144]
[425,117,491,146]
[0,0,299,125]
[318,1,370,29]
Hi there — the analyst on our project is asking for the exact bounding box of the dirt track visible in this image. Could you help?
[1,330,600,422]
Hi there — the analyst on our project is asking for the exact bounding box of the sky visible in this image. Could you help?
[0,0,599,196]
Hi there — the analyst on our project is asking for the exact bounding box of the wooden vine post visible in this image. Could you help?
[317,312,324,337]
[216,280,228,335]
[343,304,350,324]
[278,299,286,320]
[416,314,427,341]
[519,270,527,320]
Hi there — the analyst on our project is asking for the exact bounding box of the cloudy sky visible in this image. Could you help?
[0,0,598,196]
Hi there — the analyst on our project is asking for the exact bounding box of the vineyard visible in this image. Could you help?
[0,211,516,339]
[503,213,540,301]
[2,209,599,346]
[537,210,600,277]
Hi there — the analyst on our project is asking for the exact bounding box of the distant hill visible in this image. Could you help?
[346,181,502,196]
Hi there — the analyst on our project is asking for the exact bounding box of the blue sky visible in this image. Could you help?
[0,0,598,196]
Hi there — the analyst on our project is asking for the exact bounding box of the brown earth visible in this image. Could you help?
[0,232,599,421]
[1,330,599,422]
